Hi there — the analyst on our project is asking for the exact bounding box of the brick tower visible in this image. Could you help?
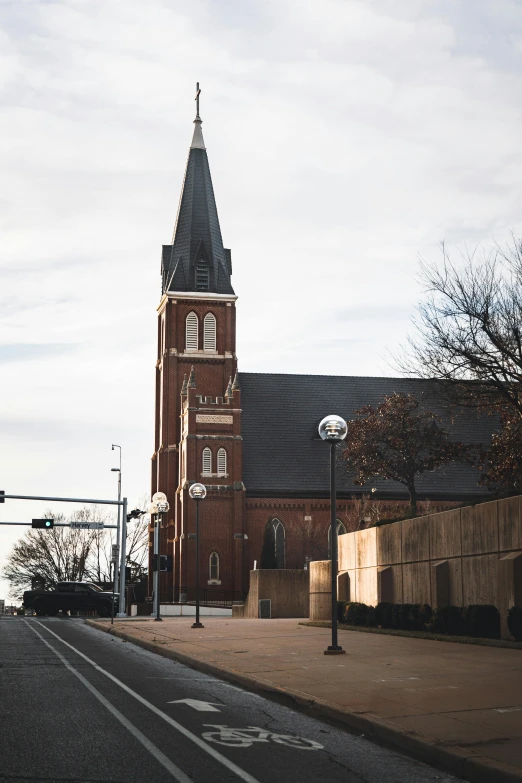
[151,92,245,603]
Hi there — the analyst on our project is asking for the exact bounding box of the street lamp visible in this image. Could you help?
[188,482,206,629]
[318,414,348,656]
[149,492,170,622]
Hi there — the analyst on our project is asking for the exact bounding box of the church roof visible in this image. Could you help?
[239,372,497,500]
[161,110,234,296]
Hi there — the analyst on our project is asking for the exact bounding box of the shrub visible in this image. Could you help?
[366,605,377,627]
[392,603,420,631]
[431,605,466,635]
[337,601,347,622]
[507,606,522,641]
[468,605,500,639]
[344,602,370,626]
[375,602,394,628]
[417,603,433,630]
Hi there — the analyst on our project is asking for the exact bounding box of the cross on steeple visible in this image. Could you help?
[195,82,201,120]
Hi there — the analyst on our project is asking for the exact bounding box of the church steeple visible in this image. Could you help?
[161,83,234,296]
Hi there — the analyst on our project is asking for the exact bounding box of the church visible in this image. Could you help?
[150,96,493,603]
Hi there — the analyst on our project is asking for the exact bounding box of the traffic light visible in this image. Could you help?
[0,490,4,503]
[152,555,168,572]
[32,519,54,529]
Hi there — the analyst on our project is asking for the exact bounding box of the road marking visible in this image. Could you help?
[374,677,420,682]
[30,620,261,783]
[495,706,522,713]
[168,699,221,712]
[202,725,323,750]
[24,622,192,783]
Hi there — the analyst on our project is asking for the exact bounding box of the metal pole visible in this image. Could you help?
[2,494,122,505]
[192,498,203,628]
[117,497,128,617]
[326,443,344,654]
[114,455,122,597]
[155,512,162,621]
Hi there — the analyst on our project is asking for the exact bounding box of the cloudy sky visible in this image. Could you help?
[1,0,521,600]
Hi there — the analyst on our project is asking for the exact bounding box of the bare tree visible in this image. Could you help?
[1,504,149,600]
[399,237,522,416]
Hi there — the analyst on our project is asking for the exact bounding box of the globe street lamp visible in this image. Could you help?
[149,492,170,622]
[188,482,206,629]
[318,414,348,655]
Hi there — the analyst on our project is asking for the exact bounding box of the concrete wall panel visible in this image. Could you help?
[356,528,377,569]
[402,561,431,605]
[430,509,462,560]
[461,555,498,606]
[462,501,499,556]
[377,523,401,565]
[338,531,356,571]
[355,567,378,606]
[401,517,430,563]
[498,496,522,552]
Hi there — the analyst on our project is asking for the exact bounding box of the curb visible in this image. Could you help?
[85,620,522,783]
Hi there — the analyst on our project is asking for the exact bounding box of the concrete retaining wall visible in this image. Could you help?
[233,570,309,618]
[336,496,522,638]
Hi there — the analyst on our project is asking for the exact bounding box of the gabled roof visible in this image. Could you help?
[161,115,234,296]
[239,372,497,500]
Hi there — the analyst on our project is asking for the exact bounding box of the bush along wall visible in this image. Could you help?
[337,601,513,640]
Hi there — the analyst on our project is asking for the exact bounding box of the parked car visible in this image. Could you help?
[23,582,118,617]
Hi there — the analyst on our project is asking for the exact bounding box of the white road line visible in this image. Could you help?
[30,620,261,783]
[25,622,192,783]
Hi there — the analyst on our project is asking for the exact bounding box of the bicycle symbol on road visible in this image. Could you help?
[201,724,323,750]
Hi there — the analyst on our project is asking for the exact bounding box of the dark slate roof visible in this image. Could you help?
[161,124,234,296]
[239,372,498,500]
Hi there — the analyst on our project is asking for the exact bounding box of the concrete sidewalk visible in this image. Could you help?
[86,617,522,782]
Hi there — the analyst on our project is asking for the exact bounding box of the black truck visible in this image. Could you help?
[23,582,118,617]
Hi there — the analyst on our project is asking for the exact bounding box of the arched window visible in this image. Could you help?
[202,447,212,476]
[209,551,219,582]
[186,312,198,351]
[217,448,227,476]
[260,518,286,569]
[203,312,217,352]
[195,260,209,290]
[328,519,347,559]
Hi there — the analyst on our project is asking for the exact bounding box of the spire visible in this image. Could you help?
[225,376,233,398]
[180,373,188,396]
[232,370,240,391]
[161,83,234,296]
[188,365,196,388]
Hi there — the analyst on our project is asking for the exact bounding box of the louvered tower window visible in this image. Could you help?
[186,312,198,351]
[203,313,216,352]
[195,261,209,290]
[202,447,212,476]
[217,448,227,476]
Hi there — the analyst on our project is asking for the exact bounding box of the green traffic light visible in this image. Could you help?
[45,520,51,528]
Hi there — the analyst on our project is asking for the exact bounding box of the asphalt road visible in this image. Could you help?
[0,617,461,783]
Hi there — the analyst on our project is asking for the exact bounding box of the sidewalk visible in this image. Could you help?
[86,616,522,782]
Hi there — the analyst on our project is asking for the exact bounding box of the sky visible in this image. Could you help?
[1,0,522,601]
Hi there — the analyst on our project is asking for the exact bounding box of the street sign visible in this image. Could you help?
[111,544,119,563]
[69,522,104,530]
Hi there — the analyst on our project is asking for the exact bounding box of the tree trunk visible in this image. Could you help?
[408,485,417,517]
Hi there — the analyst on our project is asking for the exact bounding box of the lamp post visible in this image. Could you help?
[318,414,348,656]
[188,482,206,629]
[149,492,170,622]
[111,445,122,594]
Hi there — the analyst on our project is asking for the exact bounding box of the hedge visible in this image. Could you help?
[337,601,506,639]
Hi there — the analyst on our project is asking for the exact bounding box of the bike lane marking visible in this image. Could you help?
[25,622,193,783]
[30,620,261,783]
[201,725,323,750]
